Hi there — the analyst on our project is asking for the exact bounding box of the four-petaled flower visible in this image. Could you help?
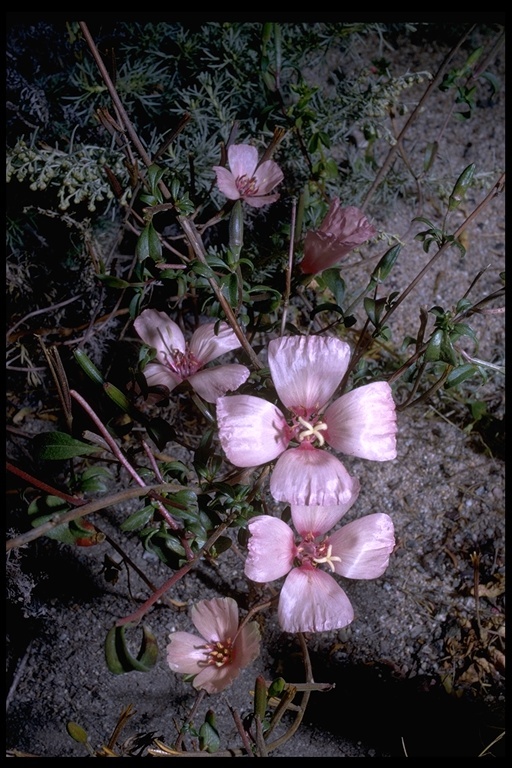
[301,198,376,275]
[166,596,261,693]
[245,505,395,633]
[216,334,397,506]
[134,309,250,404]
[213,143,284,208]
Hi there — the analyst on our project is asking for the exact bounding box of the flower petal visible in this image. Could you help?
[166,631,208,675]
[133,309,186,359]
[245,516,296,582]
[233,621,261,669]
[189,364,250,403]
[278,567,354,633]
[270,446,360,506]
[227,143,259,178]
[191,597,239,642]
[189,322,242,364]
[253,159,284,195]
[139,361,182,394]
[192,661,239,694]
[244,193,281,208]
[330,513,395,579]
[213,166,240,200]
[291,498,359,538]
[324,381,397,460]
[217,395,289,467]
[268,335,351,412]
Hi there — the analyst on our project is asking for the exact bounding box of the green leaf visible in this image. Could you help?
[370,243,401,283]
[34,431,101,460]
[104,624,158,675]
[317,268,346,305]
[445,364,477,389]
[67,721,89,745]
[199,719,220,754]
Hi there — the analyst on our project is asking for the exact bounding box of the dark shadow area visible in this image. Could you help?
[274,642,506,757]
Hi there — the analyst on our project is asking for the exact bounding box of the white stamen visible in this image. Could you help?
[297,415,328,447]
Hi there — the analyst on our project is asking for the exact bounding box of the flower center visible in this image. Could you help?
[202,639,233,668]
[295,415,328,447]
[296,536,341,572]
[236,174,258,197]
[164,348,202,378]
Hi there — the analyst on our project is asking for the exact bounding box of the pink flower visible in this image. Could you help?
[300,198,376,274]
[213,143,284,208]
[245,506,395,633]
[166,596,261,694]
[216,335,396,506]
[133,309,250,403]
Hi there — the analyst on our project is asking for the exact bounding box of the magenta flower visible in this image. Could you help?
[166,597,261,694]
[213,143,284,208]
[216,335,397,506]
[133,309,250,404]
[300,198,376,274]
[245,506,395,633]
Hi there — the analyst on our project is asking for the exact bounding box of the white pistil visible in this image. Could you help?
[313,545,341,573]
[297,415,328,447]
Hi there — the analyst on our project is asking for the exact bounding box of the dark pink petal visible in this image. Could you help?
[270,446,360,506]
[301,230,353,274]
[253,159,284,195]
[324,381,397,460]
[268,335,350,412]
[133,309,186,358]
[188,364,250,403]
[189,321,242,364]
[291,497,359,538]
[191,597,239,642]
[166,631,208,675]
[329,513,395,579]
[245,516,296,582]
[213,166,240,200]
[140,361,182,393]
[217,395,289,467]
[233,621,261,669]
[226,143,259,178]
[278,567,354,633]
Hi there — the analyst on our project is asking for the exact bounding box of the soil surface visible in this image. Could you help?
[6,18,505,758]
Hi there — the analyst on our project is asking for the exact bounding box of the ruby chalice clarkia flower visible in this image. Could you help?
[166,597,261,694]
[245,505,395,633]
[216,334,397,506]
[133,309,250,404]
[301,198,376,275]
[213,143,284,208]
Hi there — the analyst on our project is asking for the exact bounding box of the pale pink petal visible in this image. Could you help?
[213,166,240,200]
[227,143,259,178]
[217,395,289,467]
[191,597,239,642]
[270,446,360,506]
[166,631,208,675]
[189,364,250,403]
[193,661,239,694]
[253,159,284,195]
[330,513,395,579]
[243,192,281,208]
[133,309,186,360]
[233,621,261,669]
[245,516,296,582]
[324,381,397,460]
[278,567,354,633]
[268,335,351,412]
[291,498,359,538]
[140,361,182,392]
[189,322,242,364]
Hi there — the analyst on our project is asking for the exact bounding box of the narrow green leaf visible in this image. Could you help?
[34,431,101,460]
